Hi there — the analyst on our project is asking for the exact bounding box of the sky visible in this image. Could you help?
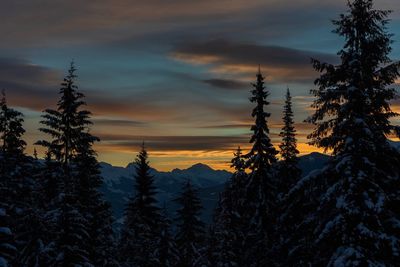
[1,0,400,171]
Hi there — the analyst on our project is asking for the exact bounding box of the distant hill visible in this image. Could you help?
[100,152,331,225]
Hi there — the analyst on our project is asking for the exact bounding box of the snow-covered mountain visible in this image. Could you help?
[100,152,330,224]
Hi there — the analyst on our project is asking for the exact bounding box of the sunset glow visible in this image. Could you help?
[1,0,399,171]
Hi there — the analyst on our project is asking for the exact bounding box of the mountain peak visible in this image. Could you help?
[187,163,214,172]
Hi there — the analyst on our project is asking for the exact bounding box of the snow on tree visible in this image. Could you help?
[119,143,161,267]
[54,192,91,267]
[155,205,179,267]
[71,109,117,266]
[37,62,115,266]
[284,1,400,265]
[211,147,248,266]
[0,208,15,267]
[174,180,206,267]
[0,91,46,266]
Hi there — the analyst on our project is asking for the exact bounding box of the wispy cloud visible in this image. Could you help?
[172,39,339,83]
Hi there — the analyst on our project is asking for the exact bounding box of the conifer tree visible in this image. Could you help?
[0,92,43,266]
[37,62,106,266]
[278,88,301,196]
[174,180,206,267]
[0,207,15,267]
[155,205,179,267]
[285,1,400,265]
[119,144,161,267]
[0,91,26,160]
[54,192,91,267]
[212,147,248,266]
[72,120,117,266]
[37,61,90,177]
[244,68,278,266]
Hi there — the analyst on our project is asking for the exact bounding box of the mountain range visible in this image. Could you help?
[100,152,330,224]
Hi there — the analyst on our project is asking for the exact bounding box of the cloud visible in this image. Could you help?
[92,118,147,127]
[0,58,62,109]
[172,39,339,83]
[0,0,347,48]
[97,134,249,152]
[203,78,248,90]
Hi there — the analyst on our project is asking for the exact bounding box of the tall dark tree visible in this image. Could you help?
[37,62,107,267]
[212,147,248,266]
[0,91,26,160]
[119,144,161,267]
[278,88,301,196]
[275,88,303,264]
[37,61,90,179]
[174,180,206,267]
[244,68,278,266]
[285,1,400,265]
[72,119,117,266]
[0,92,45,266]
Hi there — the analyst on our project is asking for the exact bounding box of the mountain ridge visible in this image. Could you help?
[100,152,331,223]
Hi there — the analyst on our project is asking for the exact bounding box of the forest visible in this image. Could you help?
[1,0,400,266]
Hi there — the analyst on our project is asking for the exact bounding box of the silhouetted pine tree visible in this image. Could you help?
[277,88,301,197]
[174,180,206,267]
[37,62,103,266]
[285,1,400,265]
[0,92,46,266]
[0,91,26,160]
[275,89,304,266]
[212,147,248,266]
[72,116,117,266]
[37,62,88,176]
[244,68,278,266]
[119,144,161,267]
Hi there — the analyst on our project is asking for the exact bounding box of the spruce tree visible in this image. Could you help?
[0,91,26,160]
[72,119,117,266]
[0,92,43,266]
[119,144,161,267]
[277,88,301,196]
[244,68,278,266]
[212,147,248,266]
[174,180,206,267]
[37,62,102,266]
[285,1,400,265]
[37,61,90,177]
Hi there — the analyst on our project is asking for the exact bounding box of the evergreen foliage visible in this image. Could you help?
[212,147,248,266]
[174,181,206,267]
[284,1,400,265]
[277,88,301,197]
[243,69,278,266]
[119,144,161,267]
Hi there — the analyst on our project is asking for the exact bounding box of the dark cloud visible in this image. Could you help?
[0,58,61,109]
[203,78,247,90]
[97,134,249,151]
[92,119,147,127]
[198,123,252,129]
[172,39,340,83]
[175,39,338,68]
